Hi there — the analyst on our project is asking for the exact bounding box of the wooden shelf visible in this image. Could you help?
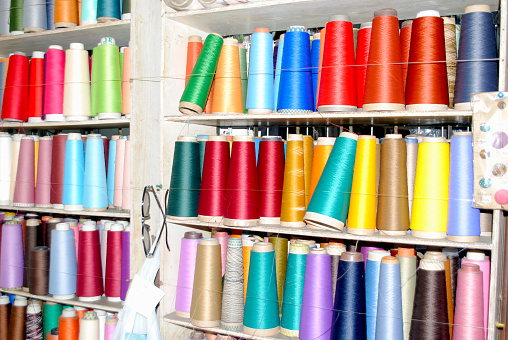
[164,312,296,340]
[164,110,472,127]
[0,118,130,131]
[0,288,124,313]
[167,218,493,250]
[165,0,499,35]
[2,206,130,219]
[0,20,130,56]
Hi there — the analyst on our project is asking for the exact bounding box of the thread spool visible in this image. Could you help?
[105,223,123,301]
[63,43,91,121]
[375,256,404,340]
[480,210,493,236]
[303,135,313,207]
[400,20,412,91]
[62,134,85,211]
[257,136,285,224]
[354,22,372,109]
[94,309,106,339]
[197,136,230,222]
[462,250,490,338]
[309,137,334,201]
[83,135,108,211]
[318,15,357,111]
[104,315,117,340]
[0,221,24,289]
[224,136,259,227]
[0,134,12,206]
[106,136,118,207]
[190,238,222,328]
[26,303,43,339]
[9,0,24,34]
[8,297,27,339]
[9,134,24,205]
[452,263,484,340]
[34,137,52,208]
[405,138,418,219]
[29,246,49,295]
[76,223,103,301]
[121,139,130,211]
[277,26,314,113]
[242,237,258,302]
[220,238,244,331]
[54,0,78,27]
[246,28,273,113]
[24,219,42,287]
[212,231,228,277]
[46,0,55,29]
[49,223,77,300]
[443,17,457,107]
[347,135,377,235]
[81,0,98,25]
[243,242,279,336]
[454,5,498,110]
[50,134,67,209]
[121,46,131,117]
[23,0,47,33]
[305,132,358,231]
[97,0,120,22]
[0,296,9,339]
[267,236,288,314]
[327,243,346,302]
[377,135,410,235]
[94,37,123,119]
[1,53,29,121]
[175,231,203,318]
[273,35,284,110]
[13,136,36,207]
[310,33,320,105]
[43,46,65,122]
[27,51,45,122]
[0,0,9,35]
[211,38,243,114]
[447,132,480,242]
[197,135,207,177]
[45,218,61,249]
[78,311,99,339]
[280,243,309,337]
[180,33,223,115]
[186,36,203,86]
[59,308,79,339]
[100,221,111,286]
[396,248,417,339]
[410,137,450,239]
[113,137,125,209]
[406,10,449,111]
[167,136,201,219]
[120,225,130,301]
[280,134,306,227]
[43,303,62,339]
[365,250,390,340]
[331,251,366,339]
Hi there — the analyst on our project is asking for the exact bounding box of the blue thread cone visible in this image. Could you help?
[365,250,390,340]
[277,26,314,113]
[83,135,108,211]
[107,137,117,207]
[447,132,480,240]
[247,28,274,114]
[62,134,85,211]
[48,224,77,299]
[46,0,55,30]
[273,37,284,110]
[311,34,320,106]
[97,0,121,20]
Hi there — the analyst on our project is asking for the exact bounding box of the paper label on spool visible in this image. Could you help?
[125,274,165,318]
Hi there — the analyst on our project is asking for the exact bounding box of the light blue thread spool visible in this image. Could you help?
[273,35,284,110]
[246,28,274,114]
[0,0,9,35]
[63,133,85,211]
[81,0,98,26]
[83,134,108,211]
[365,250,390,340]
[23,0,47,33]
[48,223,77,299]
[107,136,118,207]
[304,132,357,230]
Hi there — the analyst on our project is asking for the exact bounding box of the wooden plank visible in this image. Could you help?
[0,288,124,312]
[164,110,472,127]
[165,0,499,35]
[0,206,129,218]
[0,20,130,56]
[0,119,129,131]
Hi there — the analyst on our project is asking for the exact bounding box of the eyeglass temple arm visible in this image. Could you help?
[146,185,168,258]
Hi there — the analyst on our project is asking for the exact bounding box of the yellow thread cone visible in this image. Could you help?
[303,135,314,207]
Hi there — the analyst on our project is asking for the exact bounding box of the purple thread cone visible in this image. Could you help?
[13,137,35,206]
[300,249,333,340]
[361,246,382,269]
[120,229,130,301]
[0,222,24,288]
[175,232,202,317]
[35,137,52,207]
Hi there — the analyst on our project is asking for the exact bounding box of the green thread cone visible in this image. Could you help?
[43,302,63,340]
[9,0,24,33]
[96,39,123,118]
[179,33,223,115]
[239,45,248,113]
[91,46,99,117]
[166,137,201,218]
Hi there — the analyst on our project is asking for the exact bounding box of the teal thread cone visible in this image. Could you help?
[179,33,224,114]
[62,134,85,211]
[243,242,280,337]
[239,44,248,113]
[280,243,309,337]
[81,0,98,25]
[43,302,63,340]
[166,136,201,218]
[304,132,357,230]
[83,135,108,210]
[107,138,117,206]
[97,0,121,20]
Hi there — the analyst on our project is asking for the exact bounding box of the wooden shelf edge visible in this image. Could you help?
[2,206,130,218]
[167,218,493,250]
[0,288,124,313]
[164,312,296,340]
[0,118,130,130]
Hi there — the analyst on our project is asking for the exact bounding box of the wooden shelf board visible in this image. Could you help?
[0,288,124,312]
[164,312,297,340]
[165,0,499,35]
[2,206,130,218]
[167,218,493,250]
[164,110,472,127]
[0,118,130,131]
[0,20,130,56]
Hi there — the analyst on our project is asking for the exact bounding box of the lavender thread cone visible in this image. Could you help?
[175,232,202,318]
[13,137,36,206]
[300,249,333,340]
[120,228,130,300]
[0,222,24,288]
